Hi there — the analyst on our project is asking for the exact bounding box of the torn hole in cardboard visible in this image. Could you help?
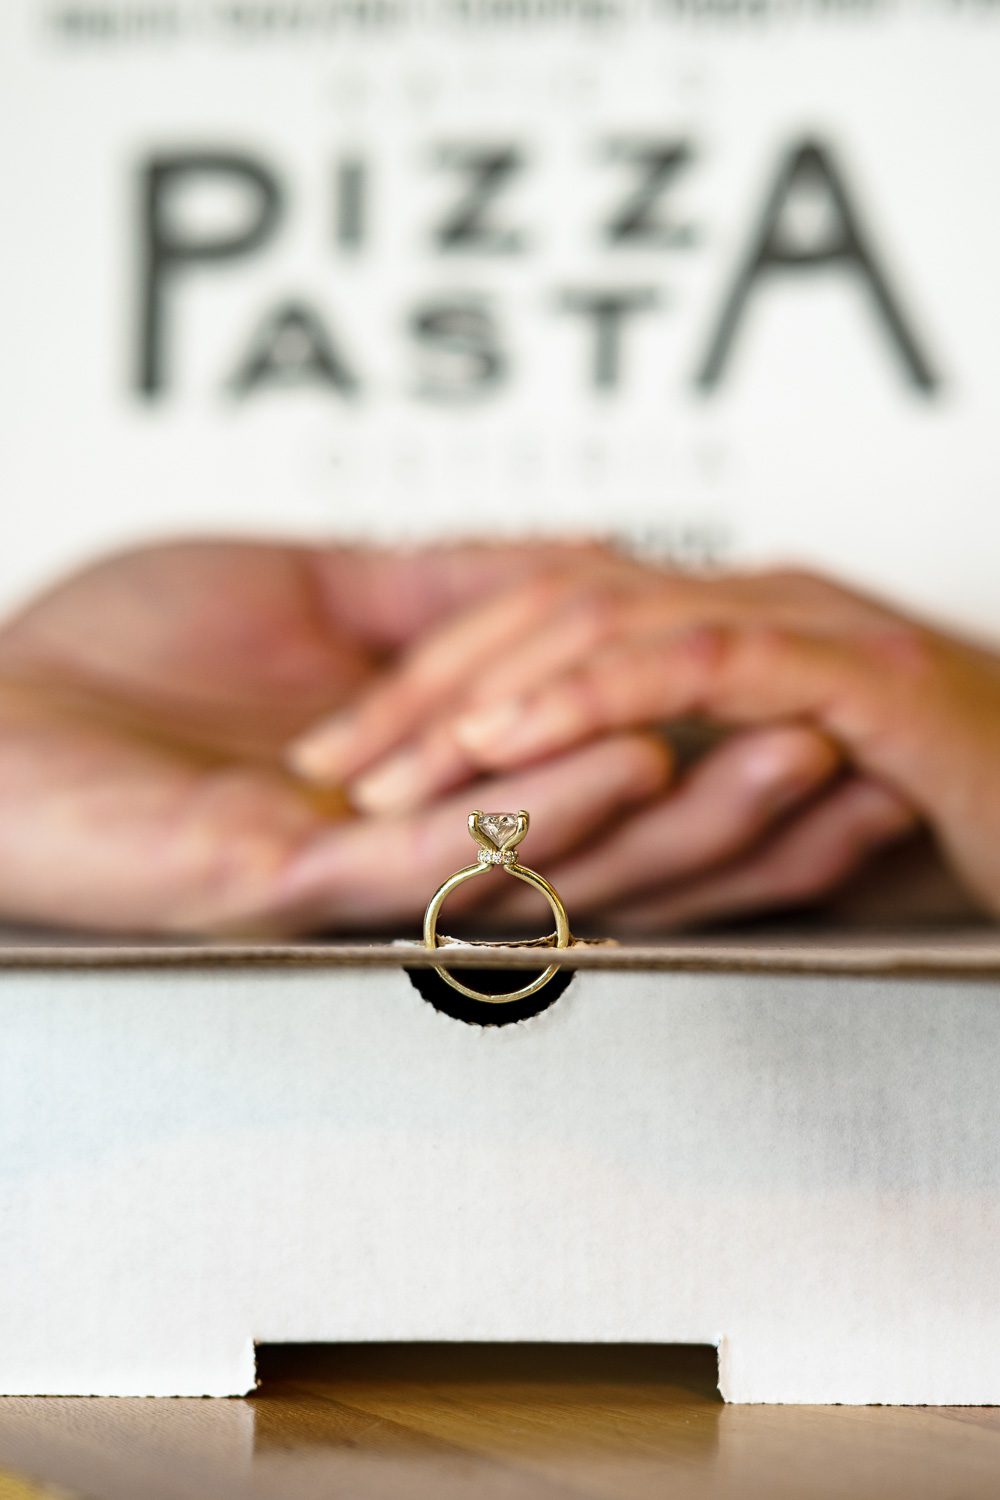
[404,959,575,1025]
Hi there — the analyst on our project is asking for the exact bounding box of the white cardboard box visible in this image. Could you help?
[3,930,999,1403]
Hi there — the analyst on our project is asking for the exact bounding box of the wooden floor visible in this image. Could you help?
[0,1344,997,1500]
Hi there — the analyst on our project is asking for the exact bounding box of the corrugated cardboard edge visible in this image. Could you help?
[2,929,1000,978]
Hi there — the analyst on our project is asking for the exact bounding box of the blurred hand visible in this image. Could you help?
[0,535,618,759]
[0,536,674,934]
[290,566,1000,926]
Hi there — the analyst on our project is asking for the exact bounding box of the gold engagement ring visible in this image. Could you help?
[423,810,572,1005]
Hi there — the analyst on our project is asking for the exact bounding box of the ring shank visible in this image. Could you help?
[423,861,572,1005]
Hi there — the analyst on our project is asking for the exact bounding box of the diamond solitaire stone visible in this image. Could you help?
[479,812,518,847]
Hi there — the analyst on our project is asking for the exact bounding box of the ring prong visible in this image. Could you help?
[502,809,529,850]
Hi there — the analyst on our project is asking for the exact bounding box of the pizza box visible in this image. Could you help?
[2,926,998,1403]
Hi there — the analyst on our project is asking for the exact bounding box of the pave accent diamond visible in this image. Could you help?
[477,846,518,866]
[478,812,518,847]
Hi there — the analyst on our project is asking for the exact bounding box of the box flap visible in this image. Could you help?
[2,927,1000,978]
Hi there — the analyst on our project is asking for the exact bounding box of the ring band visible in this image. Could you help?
[423,810,571,1005]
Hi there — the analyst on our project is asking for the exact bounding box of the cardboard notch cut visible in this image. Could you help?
[254,1341,722,1401]
[404,962,574,1026]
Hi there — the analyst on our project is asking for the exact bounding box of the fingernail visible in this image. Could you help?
[287,713,355,782]
[746,751,825,812]
[456,697,576,762]
[351,749,423,813]
[453,698,524,750]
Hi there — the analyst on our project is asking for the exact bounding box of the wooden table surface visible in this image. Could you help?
[0,1344,996,1500]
